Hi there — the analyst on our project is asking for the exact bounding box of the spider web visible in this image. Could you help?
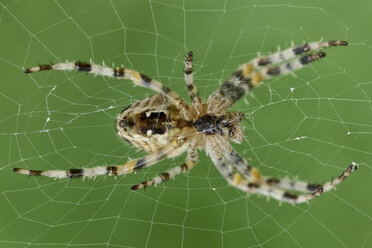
[0,0,371,247]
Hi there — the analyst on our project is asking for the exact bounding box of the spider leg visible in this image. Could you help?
[219,143,261,182]
[260,176,323,193]
[25,62,187,108]
[13,139,188,179]
[251,52,328,83]
[251,40,348,67]
[261,163,358,193]
[236,163,357,205]
[211,153,322,204]
[131,146,198,190]
[210,151,358,205]
[227,147,358,194]
[184,51,201,102]
[209,153,236,183]
[209,40,347,111]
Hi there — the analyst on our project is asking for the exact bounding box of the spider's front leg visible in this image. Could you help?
[131,146,198,190]
[211,151,358,205]
[259,163,358,194]
[210,40,348,111]
[250,40,347,67]
[233,162,357,205]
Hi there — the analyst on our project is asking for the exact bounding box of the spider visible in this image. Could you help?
[14,40,358,205]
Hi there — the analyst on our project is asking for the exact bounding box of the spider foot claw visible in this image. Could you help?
[131,182,148,191]
[131,184,141,191]
[351,162,358,171]
[329,40,348,46]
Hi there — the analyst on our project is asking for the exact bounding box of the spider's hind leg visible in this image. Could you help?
[13,140,187,180]
[131,147,198,190]
[25,61,187,108]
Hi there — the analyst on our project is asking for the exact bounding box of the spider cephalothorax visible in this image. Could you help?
[14,41,358,204]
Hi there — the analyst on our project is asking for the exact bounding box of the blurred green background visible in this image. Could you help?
[0,0,371,247]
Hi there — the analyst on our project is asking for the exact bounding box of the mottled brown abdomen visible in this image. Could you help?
[116,94,183,153]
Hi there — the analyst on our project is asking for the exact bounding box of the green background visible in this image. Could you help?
[0,0,371,247]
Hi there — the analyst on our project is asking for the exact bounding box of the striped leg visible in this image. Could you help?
[256,162,358,194]
[222,147,323,193]
[210,154,236,182]
[250,40,348,67]
[237,182,324,205]
[251,52,327,83]
[210,40,348,110]
[211,152,358,205]
[234,162,357,205]
[13,139,187,179]
[225,148,358,195]
[25,62,187,108]
[260,176,322,193]
[184,52,200,102]
[210,153,321,204]
[224,149,262,183]
[224,52,328,104]
[212,52,327,108]
[131,146,198,190]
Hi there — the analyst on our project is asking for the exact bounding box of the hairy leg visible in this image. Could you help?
[184,52,200,102]
[14,139,188,179]
[25,61,187,108]
[131,146,198,190]
[209,40,348,111]
[211,152,357,205]
[250,40,347,67]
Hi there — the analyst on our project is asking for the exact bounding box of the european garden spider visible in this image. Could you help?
[14,40,357,205]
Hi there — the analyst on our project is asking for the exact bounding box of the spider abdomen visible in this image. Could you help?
[116,94,178,153]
